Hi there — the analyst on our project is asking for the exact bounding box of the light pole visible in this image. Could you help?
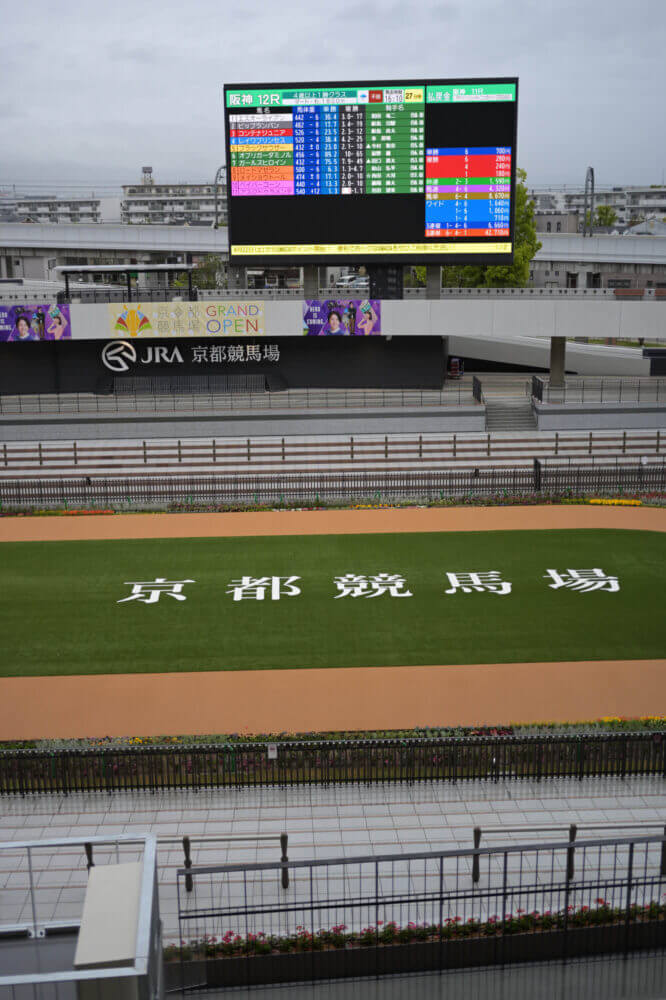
[212,165,226,228]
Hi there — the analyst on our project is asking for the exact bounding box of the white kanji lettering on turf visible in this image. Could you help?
[444,571,511,595]
[544,568,619,593]
[226,576,301,601]
[117,578,195,604]
[334,573,412,598]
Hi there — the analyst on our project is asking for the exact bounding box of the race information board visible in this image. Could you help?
[224,79,518,264]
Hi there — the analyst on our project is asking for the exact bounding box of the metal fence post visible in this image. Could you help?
[661,826,666,877]
[84,842,94,871]
[624,841,635,955]
[280,832,289,889]
[183,835,193,892]
[27,846,38,938]
[567,823,577,881]
[472,827,481,883]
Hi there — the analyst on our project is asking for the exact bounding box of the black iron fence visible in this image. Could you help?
[59,286,198,304]
[2,733,665,796]
[170,833,666,988]
[1,464,665,507]
[539,378,666,405]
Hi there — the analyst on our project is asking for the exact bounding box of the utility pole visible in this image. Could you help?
[582,167,595,236]
[212,165,226,228]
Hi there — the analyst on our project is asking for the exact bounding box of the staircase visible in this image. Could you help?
[475,375,538,432]
[485,398,537,431]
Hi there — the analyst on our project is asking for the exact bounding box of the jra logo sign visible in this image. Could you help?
[101,341,184,371]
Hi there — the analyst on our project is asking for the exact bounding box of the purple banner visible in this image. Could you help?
[303,299,381,336]
[0,303,71,342]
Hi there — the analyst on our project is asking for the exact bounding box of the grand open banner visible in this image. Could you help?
[109,301,265,337]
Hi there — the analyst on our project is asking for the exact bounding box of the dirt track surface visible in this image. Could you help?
[0,505,664,739]
[1,660,664,741]
[1,504,665,542]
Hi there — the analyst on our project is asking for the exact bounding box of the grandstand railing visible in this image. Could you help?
[2,732,665,796]
[536,377,666,405]
[0,386,473,415]
[170,832,666,988]
[1,433,664,478]
[0,463,664,506]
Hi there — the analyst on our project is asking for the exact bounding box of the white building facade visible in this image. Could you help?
[529,185,666,229]
[121,168,228,226]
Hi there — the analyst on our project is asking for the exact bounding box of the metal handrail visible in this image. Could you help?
[0,386,472,415]
[179,831,666,878]
[470,821,666,882]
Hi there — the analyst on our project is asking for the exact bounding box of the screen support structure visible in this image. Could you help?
[368,266,404,300]
[303,266,322,297]
[426,265,441,300]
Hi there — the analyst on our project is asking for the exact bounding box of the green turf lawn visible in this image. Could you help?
[0,529,664,677]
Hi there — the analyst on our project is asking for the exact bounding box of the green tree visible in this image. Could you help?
[404,266,426,287]
[586,205,618,228]
[440,168,541,288]
[174,255,225,290]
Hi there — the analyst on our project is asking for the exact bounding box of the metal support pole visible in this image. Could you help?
[27,847,38,938]
[624,841,635,955]
[188,271,193,300]
[472,827,481,883]
[126,271,132,303]
[183,835,193,892]
[567,823,577,881]
[84,842,94,871]
[280,833,289,889]
[660,826,666,877]
[64,272,70,301]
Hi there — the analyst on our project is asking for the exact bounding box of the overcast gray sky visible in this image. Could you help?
[1,0,665,191]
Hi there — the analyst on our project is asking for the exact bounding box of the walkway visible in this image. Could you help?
[1,775,664,940]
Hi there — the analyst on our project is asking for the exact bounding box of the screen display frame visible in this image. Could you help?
[223,77,519,267]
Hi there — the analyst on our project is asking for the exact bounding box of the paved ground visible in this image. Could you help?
[1,776,664,940]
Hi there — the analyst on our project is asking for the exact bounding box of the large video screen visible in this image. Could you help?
[224,78,518,266]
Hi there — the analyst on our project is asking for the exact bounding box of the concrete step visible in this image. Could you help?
[485,401,537,432]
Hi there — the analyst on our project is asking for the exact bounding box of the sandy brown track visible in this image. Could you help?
[1,504,665,542]
[0,506,664,739]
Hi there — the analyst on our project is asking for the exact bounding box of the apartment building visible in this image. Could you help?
[529,185,666,228]
[1,196,101,224]
[121,167,227,226]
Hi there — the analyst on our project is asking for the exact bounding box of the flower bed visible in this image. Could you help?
[164,902,665,962]
[1,492,664,517]
[163,903,666,988]
[3,717,664,752]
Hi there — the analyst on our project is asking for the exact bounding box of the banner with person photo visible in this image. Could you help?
[303,299,381,336]
[0,304,71,342]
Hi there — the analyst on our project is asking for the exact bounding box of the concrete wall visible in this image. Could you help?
[0,407,486,442]
[534,403,666,430]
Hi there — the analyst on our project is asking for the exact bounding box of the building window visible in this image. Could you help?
[556,222,561,232]
[546,222,551,232]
